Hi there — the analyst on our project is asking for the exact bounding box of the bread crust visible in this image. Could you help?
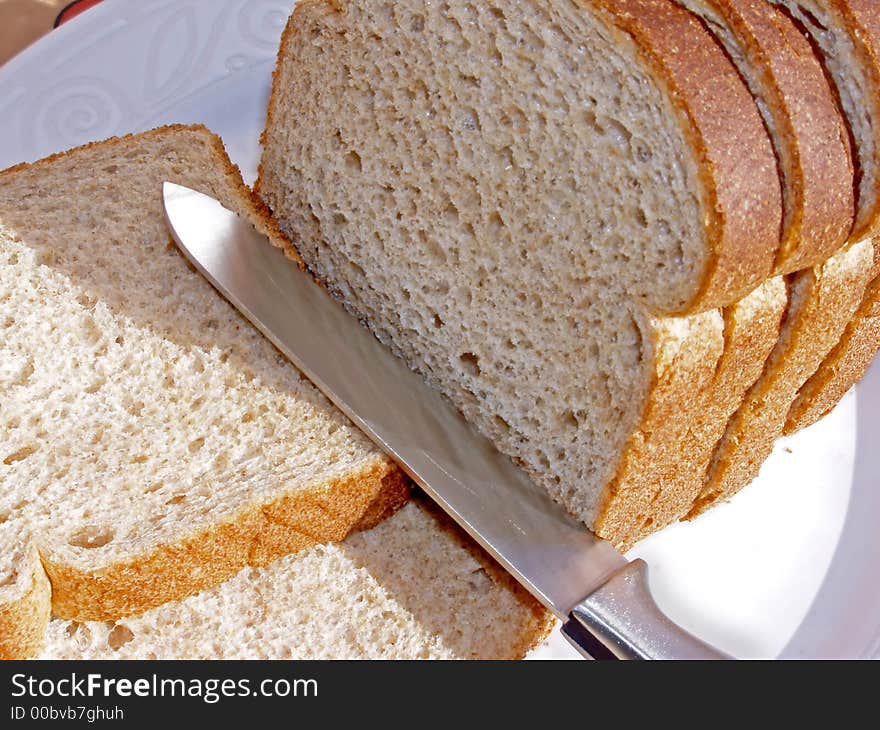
[0,548,51,660]
[42,458,410,621]
[786,261,880,431]
[686,0,854,272]
[606,278,787,548]
[835,0,880,239]
[691,238,874,516]
[782,2,880,432]
[0,124,411,654]
[594,311,724,549]
[590,0,781,313]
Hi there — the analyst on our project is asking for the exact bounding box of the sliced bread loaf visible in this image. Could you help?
[40,500,553,660]
[257,0,782,543]
[0,125,410,658]
[779,1,880,432]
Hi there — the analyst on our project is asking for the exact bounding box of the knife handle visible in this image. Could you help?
[561,560,730,660]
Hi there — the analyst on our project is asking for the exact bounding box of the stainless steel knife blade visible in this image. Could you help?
[163,182,728,660]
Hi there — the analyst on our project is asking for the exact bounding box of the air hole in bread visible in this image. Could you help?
[107,624,135,651]
[3,445,36,465]
[493,414,511,435]
[165,495,186,506]
[459,352,481,376]
[125,400,144,417]
[68,525,115,549]
[188,437,205,454]
[467,567,492,593]
[0,510,9,525]
[85,377,105,394]
[344,151,362,172]
[64,621,90,640]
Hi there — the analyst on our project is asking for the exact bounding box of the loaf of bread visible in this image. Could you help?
[0,125,412,659]
[40,500,553,660]
[258,0,783,547]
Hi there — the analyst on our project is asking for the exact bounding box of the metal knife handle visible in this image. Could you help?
[561,560,730,660]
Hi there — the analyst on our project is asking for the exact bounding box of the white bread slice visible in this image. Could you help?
[257,0,782,545]
[0,125,410,659]
[781,1,880,432]
[40,501,553,660]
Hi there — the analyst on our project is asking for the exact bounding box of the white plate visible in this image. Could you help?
[1,0,877,659]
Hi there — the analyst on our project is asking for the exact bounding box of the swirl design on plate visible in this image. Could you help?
[237,0,290,49]
[24,77,130,154]
[143,5,199,101]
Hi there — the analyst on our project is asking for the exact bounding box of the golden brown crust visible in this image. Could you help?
[786,264,880,432]
[696,0,854,271]
[43,458,409,621]
[0,549,51,660]
[608,279,787,548]
[778,1,880,433]
[594,311,724,549]
[591,0,781,313]
[691,239,874,516]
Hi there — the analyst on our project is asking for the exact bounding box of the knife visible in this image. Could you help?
[163,182,728,660]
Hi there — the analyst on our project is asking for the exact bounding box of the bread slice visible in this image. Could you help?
[664,0,871,516]
[0,125,410,659]
[257,0,782,543]
[39,500,554,660]
[675,0,854,273]
[786,270,880,431]
[778,1,880,432]
[604,277,787,546]
[692,239,873,516]
[768,0,880,240]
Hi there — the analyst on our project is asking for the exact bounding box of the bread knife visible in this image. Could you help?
[163,182,729,660]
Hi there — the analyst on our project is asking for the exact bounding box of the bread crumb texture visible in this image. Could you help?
[41,502,554,660]
[0,125,411,657]
[257,0,781,544]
